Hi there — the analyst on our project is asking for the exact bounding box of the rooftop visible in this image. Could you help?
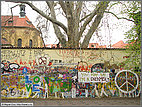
[1,15,35,28]
[111,40,128,48]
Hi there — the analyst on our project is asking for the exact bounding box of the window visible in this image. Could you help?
[91,44,94,47]
[29,40,32,47]
[8,20,13,24]
[18,39,22,47]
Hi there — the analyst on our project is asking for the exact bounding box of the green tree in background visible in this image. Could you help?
[123,1,141,71]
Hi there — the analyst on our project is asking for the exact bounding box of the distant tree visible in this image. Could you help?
[124,11,141,70]
[120,1,141,70]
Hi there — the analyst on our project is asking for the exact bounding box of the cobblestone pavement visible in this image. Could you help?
[1,97,141,106]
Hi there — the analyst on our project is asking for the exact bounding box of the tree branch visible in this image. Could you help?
[73,1,83,47]
[46,1,67,47]
[10,1,68,33]
[105,11,135,22]
[59,1,67,15]
[74,1,83,19]
[81,1,110,48]
[65,1,74,18]
[80,13,92,22]
[79,1,106,41]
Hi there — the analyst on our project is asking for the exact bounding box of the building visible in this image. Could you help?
[46,44,62,48]
[1,38,13,47]
[1,5,44,47]
[88,43,106,48]
[111,40,128,48]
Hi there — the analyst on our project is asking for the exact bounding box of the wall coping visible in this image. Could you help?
[1,47,126,50]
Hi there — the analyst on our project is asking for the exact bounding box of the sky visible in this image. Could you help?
[1,1,134,46]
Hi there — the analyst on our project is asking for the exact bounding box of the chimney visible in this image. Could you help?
[19,4,26,18]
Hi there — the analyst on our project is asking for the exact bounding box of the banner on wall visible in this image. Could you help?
[78,72,109,83]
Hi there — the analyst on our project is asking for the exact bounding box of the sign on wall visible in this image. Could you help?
[78,72,109,83]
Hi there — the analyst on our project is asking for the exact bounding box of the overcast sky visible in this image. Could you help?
[1,1,134,46]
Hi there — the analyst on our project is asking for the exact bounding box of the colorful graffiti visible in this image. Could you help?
[1,49,141,99]
[1,60,20,74]
[1,63,141,99]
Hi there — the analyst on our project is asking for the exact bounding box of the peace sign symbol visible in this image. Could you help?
[115,70,139,93]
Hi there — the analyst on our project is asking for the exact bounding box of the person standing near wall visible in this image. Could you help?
[71,82,76,98]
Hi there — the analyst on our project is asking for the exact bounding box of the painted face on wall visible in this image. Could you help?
[1,60,20,74]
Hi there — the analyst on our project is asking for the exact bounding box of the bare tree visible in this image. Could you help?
[9,1,110,48]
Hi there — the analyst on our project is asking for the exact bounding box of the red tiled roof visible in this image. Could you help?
[89,43,106,48]
[99,45,106,48]
[89,43,99,48]
[112,40,128,48]
[1,15,35,28]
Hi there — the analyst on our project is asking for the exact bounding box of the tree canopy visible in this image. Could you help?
[120,1,141,71]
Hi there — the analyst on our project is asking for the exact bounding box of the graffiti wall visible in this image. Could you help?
[1,49,129,67]
[1,48,141,99]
